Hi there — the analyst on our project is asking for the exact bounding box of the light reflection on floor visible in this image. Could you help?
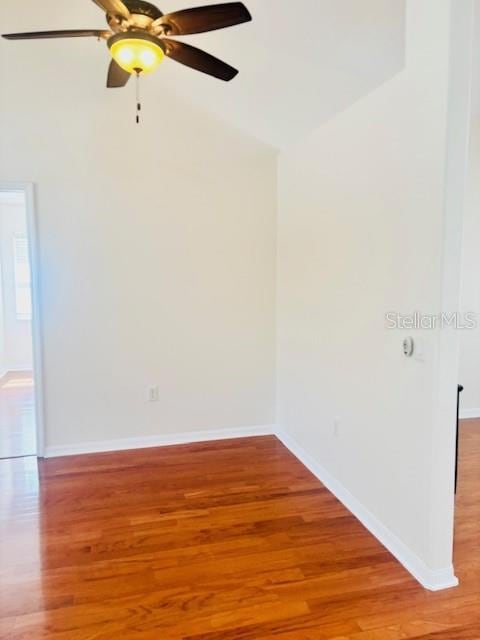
[0,455,42,623]
[0,372,36,459]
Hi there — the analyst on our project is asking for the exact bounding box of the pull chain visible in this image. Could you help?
[135,70,142,124]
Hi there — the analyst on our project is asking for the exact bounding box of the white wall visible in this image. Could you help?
[459,1,480,416]
[0,11,277,449]
[0,259,5,377]
[0,193,33,374]
[459,121,480,415]
[277,0,472,588]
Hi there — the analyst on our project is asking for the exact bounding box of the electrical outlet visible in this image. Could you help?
[148,386,159,403]
[333,417,341,438]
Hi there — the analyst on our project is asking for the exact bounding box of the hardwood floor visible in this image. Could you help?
[0,372,35,459]
[0,422,479,639]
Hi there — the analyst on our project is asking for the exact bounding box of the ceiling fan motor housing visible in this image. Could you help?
[106,1,163,34]
[120,0,163,20]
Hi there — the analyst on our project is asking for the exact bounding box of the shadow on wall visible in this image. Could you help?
[275,0,408,149]
[154,0,407,149]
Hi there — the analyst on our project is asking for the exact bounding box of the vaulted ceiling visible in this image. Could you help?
[0,0,406,149]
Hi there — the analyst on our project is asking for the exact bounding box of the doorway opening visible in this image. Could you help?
[0,185,43,459]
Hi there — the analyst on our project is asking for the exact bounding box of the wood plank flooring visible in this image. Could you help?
[0,422,479,639]
[0,372,35,459]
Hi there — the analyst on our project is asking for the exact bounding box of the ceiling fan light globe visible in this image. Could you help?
[139,48,157,67]
[116,45,135,65]
[109,33,164,74]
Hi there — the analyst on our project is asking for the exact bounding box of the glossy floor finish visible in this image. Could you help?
[0,424,479,639]
[0,372,35,459]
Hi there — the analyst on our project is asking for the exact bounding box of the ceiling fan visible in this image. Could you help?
[2,1,252,87]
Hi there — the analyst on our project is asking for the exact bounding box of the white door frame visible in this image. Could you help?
[0,182,46,458]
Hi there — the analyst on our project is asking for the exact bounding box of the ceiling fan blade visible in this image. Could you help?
[91,0,131,21]
[107,59,131,88]
[163,39,238,81]
[153,2,251,35]
[2,29,110,40]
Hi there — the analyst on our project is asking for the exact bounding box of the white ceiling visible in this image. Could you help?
[0,0,406,149]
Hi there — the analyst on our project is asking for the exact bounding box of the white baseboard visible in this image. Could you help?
[460,408,480,419]
[275,428,459,592]
[44,424,275,458]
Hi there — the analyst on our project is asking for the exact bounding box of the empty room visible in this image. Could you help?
[1,1,479,638]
